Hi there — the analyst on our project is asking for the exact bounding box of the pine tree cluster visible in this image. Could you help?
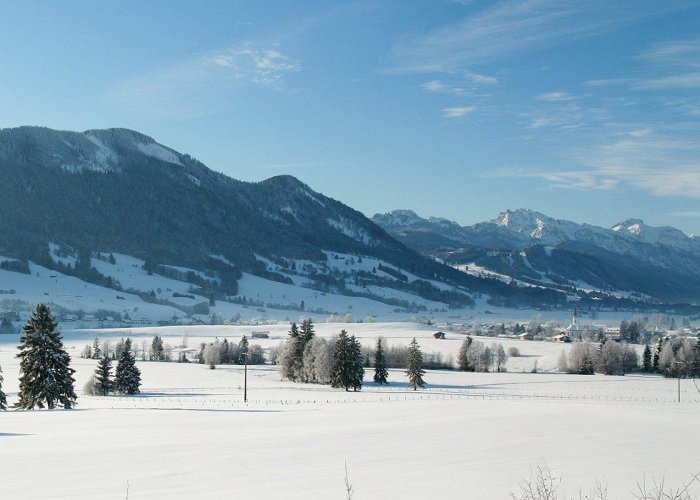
[330,330,364,391]
[278,321,366,389]
[279,319,325,382]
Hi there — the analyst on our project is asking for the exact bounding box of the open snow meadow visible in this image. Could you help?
[1,322,698,499]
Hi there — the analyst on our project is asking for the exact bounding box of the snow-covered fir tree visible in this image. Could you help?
[0,364,7,410]
[150,336,164,361]
[457,336,473,371]
[115,338,141,394]
[350,335,364,391]
[652,340,661,372]
[238,335,249,361]
[373,337,388,384]
[92,337,101,359]
[114,338,126,361]
[405,337,426,390]
[330,330,364,391]
[300,318,315,345]
[278,322,300,381]
[289,322,305,381]
[642,344,652,372]
[16,303,77,409]
[94,355,114,396]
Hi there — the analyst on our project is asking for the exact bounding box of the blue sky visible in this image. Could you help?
[1,1,699,233]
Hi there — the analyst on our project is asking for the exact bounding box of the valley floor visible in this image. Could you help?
[1,325,698,499]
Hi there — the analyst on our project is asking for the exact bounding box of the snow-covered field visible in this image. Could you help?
[1,323,698,499]
[0,250,648,329]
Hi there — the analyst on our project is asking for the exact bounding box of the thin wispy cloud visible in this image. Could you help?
[537,171,619,191]
[442,106,475,118]
[634,72,700,90]
[389,0,687,73]
[106,43,299,119]
[491,128,700,198]
[536,92,579,102]
[584,78,632,87]
[421,80,465,95]
[559,134,700,197]
[525,101,602,132]
[208,45,300,85]
[463,70,497,85]
[639,38,700,68]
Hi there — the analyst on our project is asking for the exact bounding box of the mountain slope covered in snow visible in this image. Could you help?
[0,127,580,318]
[373,209,700,303]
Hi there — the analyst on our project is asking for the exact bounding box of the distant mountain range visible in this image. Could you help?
[0,126,579,315]
[0,126,696,316]
[373,209,700,303]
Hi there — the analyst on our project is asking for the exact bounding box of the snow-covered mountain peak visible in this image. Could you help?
[371,209,425,229]
[493,208,547,228]
[490,209,561,238]
[612,218,645,234]
[611,218,696,249]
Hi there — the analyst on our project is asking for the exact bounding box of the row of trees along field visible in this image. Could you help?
[558,337,700,377]
[276,319,426,390]
[82,333,266,368]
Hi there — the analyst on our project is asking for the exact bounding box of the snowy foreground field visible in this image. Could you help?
[1,323,699,499]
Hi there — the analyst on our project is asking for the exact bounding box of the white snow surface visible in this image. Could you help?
[0,323,698,499]
[136,142,184,166]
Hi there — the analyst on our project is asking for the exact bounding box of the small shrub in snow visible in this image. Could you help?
[203,343,221,369]
[508,347,520,357]
[511,462,700,500]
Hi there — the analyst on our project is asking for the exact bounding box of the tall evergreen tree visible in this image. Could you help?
[642,344,652,372]
[405,337,426,390]
[350,335,364,391]
[373,337,388,384]
[288,322,300,339]
[331,330,363,391]
[457,336,473,371]
[290,322,305,381]
[300,318,315,345]
[652,341,661,372]
[239,334,249,353]
[0,364,7,410]
[114,338,126,361]
[92,337,101,359]
[94,355,114,396]
[115,338,141,394]
[150,336,164,361]
[16,304,77,409]
[330,331,350,389]
[693,338,700,377]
